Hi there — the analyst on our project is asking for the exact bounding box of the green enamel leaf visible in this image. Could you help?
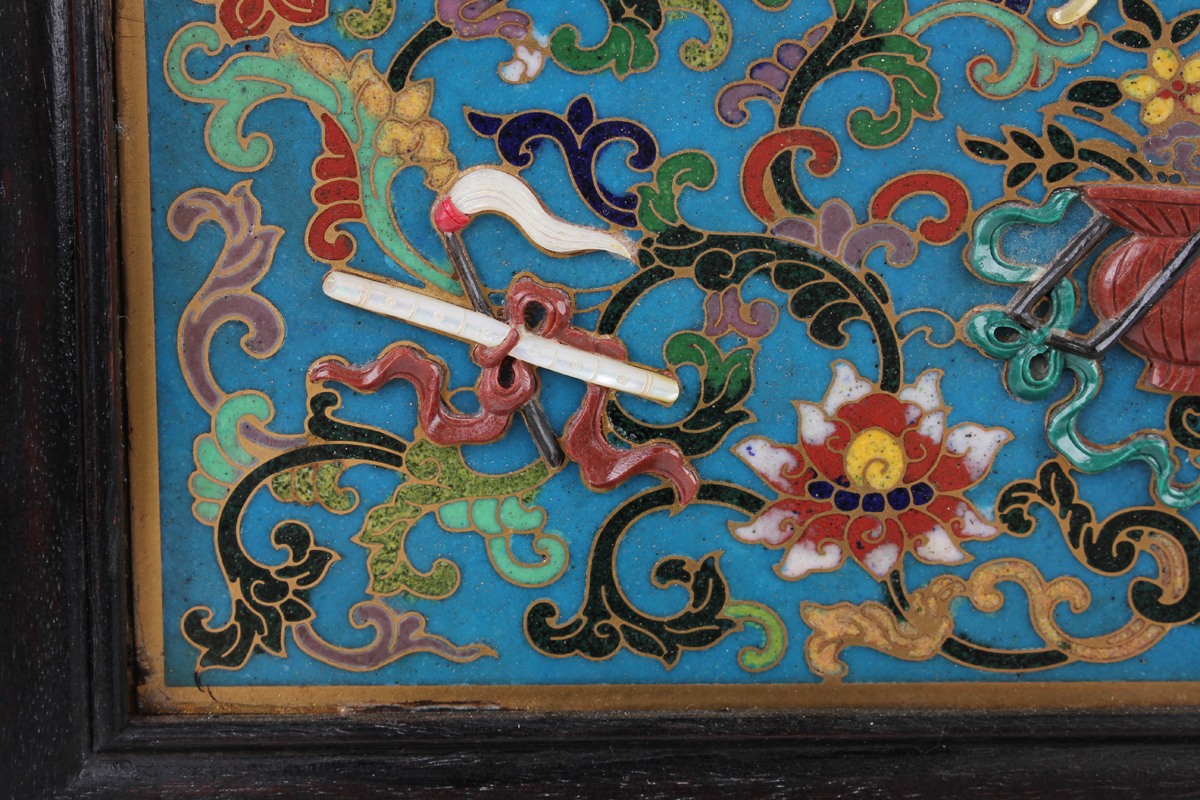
[1172,13,1200,43]
[1006,162,1038,188]
[314,462,356,512]
[270,472,294,502]
[848,54,938,147]
[725,602,787,672]
[1010,131,1045,159]
[666,332,753,404]
[1066,79,1123,108]
[636,152,717,232]
[356,439,553,596]
[664,0,731,70]
[340,0,395,38]
[964,139,1010,161]
[862,0,906,36]
[1113,29,1152,48]
[608,332,755,457]
[1046,162,1080,182]
[551,18,658,78]
[190,473,228,501]
[1121,0,1163,39]
[1046,125,1075,158]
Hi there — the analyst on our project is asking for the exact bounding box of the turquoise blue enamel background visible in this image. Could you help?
[127,0,1200,705]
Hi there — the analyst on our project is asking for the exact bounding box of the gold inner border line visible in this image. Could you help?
[142,681,1200,714]
[116,0,168,709]
[116,0,1200,714]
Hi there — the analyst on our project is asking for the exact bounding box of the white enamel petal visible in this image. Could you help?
[823,362,872,416]
[904,403,922,425]
[945,425,1012,480]
[915,525,967,563]
[779,539,844,578]
[918,410,945,445]
[735,437,800,494]
[863,542,901,577]
[517,44,543,78]
[798,403,838,446]
[960,506,998,538]
[733,507,799,546]
[899,369,943,412]
[499,58,526,82]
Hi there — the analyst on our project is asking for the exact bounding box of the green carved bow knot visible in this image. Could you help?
[966,279,1075,402]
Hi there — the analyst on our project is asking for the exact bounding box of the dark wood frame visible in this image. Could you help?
[5,0,1200,795]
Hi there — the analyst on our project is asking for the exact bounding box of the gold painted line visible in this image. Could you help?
[117,2,1200,716]
[115,0,167,704]
[139,680,1200,715]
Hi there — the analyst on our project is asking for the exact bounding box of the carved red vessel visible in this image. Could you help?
[1087,185,1200,392]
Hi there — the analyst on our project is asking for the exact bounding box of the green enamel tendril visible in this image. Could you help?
[903,1,1100,97]
[165,25,339,171]
[195,501,220,522]
[215,394,272,467]
[314,462,357,511]
[190,473,228,501]
[436,493,565,586]
[365,139,460,295]
[724,601,787,671]
[470,497,503,534]
[197,436,241,483]
[551,18,657,78]
[341,0,395,39]
[437,499,470,529]
[497,496,545,529]
[486,533,569,586]
[166,23,460,295]
[664,0,732,70]
[636,151,717,232]
[371,440,561,590]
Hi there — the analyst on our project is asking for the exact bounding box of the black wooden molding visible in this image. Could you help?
[3,0,1200,796]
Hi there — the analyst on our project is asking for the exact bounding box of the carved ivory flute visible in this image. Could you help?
[322,271,681,405]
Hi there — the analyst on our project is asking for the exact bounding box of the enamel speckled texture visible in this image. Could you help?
[118,0,1200,712]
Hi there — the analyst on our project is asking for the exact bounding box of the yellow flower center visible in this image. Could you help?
[844,429,906,491]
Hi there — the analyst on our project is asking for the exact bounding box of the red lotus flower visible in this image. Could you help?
[215,0,328,41]
[731,362,1010,580]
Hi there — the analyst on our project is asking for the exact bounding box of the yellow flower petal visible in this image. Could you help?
[374,120,417,158]
[1144,95,1176,125]
[393,80,433,123]
[1123,74,1162,100]
[1184,92,1200,115]
[1153,48,1180,79]
[1184,57,1200,84]
[359,79,391,121]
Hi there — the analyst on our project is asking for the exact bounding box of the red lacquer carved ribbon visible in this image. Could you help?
[310,276,699,504]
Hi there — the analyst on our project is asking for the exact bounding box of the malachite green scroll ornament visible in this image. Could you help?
[965,190,1200,509]
[965,190,1080,403]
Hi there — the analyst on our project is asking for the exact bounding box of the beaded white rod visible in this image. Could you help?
[322,271,680,405]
